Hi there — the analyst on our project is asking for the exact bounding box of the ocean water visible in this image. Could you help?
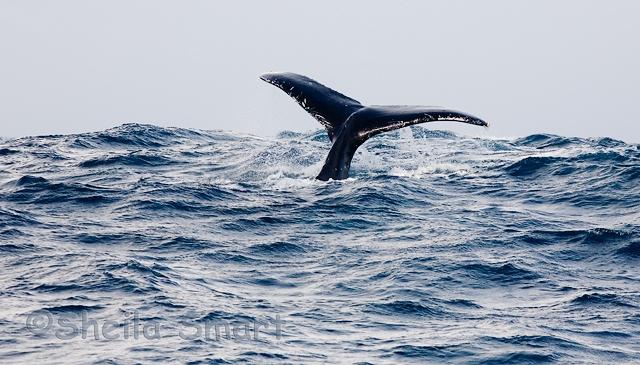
[1,123,639,364]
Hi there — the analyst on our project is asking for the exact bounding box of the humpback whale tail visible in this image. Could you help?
[260,72,488,181]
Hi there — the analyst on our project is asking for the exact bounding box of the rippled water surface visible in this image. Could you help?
[1,124,639,364]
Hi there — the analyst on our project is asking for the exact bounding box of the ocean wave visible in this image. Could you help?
[1,123,639,364]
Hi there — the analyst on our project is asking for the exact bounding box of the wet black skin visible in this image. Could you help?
[260,72,488,181]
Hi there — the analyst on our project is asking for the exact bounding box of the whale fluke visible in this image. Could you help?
[260,72,488,181]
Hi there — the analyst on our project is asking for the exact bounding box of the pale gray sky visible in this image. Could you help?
[1,1,639,142]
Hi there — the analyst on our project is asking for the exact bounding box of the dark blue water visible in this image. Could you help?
[1,123,639,364]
